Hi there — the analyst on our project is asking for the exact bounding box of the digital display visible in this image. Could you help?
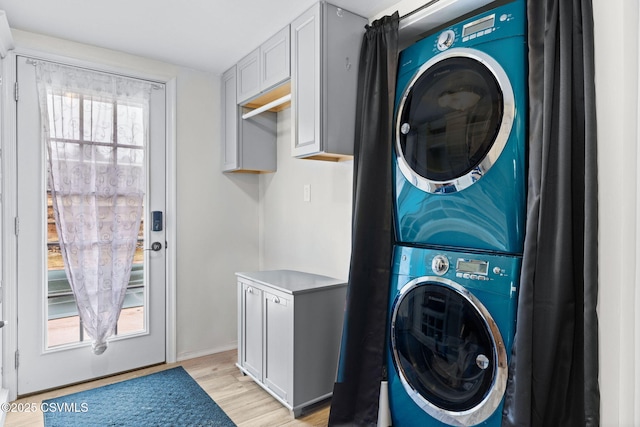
[462,14,495,37]
[457,259,489,275]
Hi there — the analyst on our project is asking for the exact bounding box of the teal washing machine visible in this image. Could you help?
[387,245,520,426]
[393,0,527,254]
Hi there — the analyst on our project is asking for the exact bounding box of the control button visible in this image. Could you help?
[493,266,502,275]
[437,30,456,51]
[470,274,478,280]
[432,255,450,275]
[500,14,508,22]
[456,272,463,278]
[463,273,471,279]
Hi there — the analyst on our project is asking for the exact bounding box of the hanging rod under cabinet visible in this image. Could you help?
[242,94,292,120]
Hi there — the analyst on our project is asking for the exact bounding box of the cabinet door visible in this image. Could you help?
[263,290,292,402]
[222,66,239,171]
[242,283,263,380]
[291,3,322,158]
[260,25,290,91]
[237,48,260,103]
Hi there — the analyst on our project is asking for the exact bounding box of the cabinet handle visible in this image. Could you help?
[247,286,254,294]
[271,296,280,304]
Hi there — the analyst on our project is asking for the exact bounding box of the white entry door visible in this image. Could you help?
[16,56,166,395]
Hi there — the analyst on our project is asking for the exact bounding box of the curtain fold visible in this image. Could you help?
[329,13,399,426]
[502,0,599,425]
[35,61,152,355]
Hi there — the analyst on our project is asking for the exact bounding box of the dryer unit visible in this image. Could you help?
[393,0,527,254]
[387,245,520,426]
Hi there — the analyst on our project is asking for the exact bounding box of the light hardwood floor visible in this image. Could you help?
[4,349,330,426]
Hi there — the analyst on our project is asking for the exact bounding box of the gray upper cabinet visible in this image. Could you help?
[222,65,277,173]
[236,49,260,104]
[237,25,291,104]
[291,2,366,160]
[222,66,239,171]
[260,26,291,92]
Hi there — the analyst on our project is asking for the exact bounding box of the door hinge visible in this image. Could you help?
[14,217,19,236]
[15,350,19,369]
[14,81,18,102]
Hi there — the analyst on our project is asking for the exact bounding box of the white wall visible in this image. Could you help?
[175,69,260,359]
[258,109,352,281]
[593,1,639,425]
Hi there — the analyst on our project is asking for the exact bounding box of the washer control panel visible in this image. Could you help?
[426,254,512,282]
[455,258,490,281]
[394,246,520,298]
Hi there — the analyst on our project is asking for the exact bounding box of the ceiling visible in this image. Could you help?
[0,0,401,75]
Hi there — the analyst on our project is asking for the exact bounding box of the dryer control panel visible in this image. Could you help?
[425,0,525,55]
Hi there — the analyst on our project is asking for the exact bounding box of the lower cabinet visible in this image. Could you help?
[236,270,347,417]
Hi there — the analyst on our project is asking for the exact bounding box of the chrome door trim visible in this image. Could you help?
[395,48,515,194]
[390,276,508,426]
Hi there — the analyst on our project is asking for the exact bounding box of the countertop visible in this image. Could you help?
[236,269,347,295]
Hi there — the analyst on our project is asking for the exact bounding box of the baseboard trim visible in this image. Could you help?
[176,343,237,362]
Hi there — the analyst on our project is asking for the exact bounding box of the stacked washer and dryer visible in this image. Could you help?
[386,1,527,426]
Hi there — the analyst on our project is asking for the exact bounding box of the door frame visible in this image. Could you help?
[1,48,178,401]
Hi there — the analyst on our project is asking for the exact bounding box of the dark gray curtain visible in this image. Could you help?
[329,12,399,427]
[503,0,599,425]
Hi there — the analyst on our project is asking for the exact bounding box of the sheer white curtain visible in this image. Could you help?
[35,61,153,355]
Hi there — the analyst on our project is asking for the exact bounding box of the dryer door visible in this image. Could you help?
[390,277,508,426]
[395,48,514,193]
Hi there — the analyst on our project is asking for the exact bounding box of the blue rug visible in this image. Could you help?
[43,366,236,426]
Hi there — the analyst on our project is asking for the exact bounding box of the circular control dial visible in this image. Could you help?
[431,255,450,275]
[437,30,456,51]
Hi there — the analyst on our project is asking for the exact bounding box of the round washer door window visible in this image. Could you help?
[395,48,514,193]
[390,277,508,425]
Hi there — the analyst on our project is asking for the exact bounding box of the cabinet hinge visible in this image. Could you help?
[15,350,19,369]
[14,81,18,102]
[14,217,19,236]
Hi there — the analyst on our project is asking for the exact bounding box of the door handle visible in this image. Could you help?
[0,320,6,328]
[145,242,163,251]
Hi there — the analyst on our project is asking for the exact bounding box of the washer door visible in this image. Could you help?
[395,48,514,193]
[390,277,508,426]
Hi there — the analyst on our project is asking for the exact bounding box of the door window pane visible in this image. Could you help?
[46,91,147,349]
